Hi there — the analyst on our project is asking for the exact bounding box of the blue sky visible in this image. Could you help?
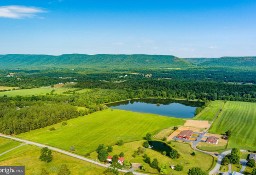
[0,0,256,57]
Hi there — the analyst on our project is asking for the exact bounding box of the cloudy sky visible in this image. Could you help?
[0,0,256,57]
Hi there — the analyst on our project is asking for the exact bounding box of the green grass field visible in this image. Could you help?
[209,101,256,150]
[90,140,214,175]
[194,100,225,121]
[19,109,184,155]
[0,87,78,97]
[0,144,105,175]
[0,138,21,153]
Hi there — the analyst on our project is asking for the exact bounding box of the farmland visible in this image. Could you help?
[0,143,105,175]
[0,87,77,97]
[194,100,225,121]
[18,109,184,155]
[90,140,215,175]
[209,101,256,150]
[0,138,21,153]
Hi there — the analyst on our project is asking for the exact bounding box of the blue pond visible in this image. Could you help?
[109,99,202,118]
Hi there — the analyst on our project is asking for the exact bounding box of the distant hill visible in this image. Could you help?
[185,56,256,68]
[0,54,255,70]
[0,54,191,70]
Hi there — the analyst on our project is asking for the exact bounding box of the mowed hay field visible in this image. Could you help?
[0,138,21,153]
[194,100,224,121]
[0,144,105,175]
[0,87,77,97]
[210,101,256,150]
[19,109,184,155]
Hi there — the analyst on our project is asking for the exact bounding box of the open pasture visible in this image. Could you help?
[194,100,225,121]
[209,101,256,150]
[0,144,105,175]
[19,109,184,155]
[0,87,78,97]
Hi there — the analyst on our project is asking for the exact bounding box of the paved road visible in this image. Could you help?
[0,134,146,175]
[0,143,25,156]
[209,150,231,175]
[240,159,247,173]
[228,164,232,174]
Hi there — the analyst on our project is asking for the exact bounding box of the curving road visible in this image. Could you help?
[0,133,146,175]
[209,150,231,175]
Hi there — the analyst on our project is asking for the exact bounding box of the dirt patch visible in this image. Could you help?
[184,120,210,129]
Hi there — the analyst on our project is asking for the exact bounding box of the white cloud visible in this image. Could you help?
[0,5,45,19]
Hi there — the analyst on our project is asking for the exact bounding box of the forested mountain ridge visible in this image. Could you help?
[0,54,190,69]
[0,54,255,70]
[185,56,256,68]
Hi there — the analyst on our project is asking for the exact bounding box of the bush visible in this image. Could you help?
[39,147,53,163]
[150,158,159,170]
[143,154,151,164]
[119,152,124,157]
[143,141,149,148]
[188,167,207,175]
[116,140,124,146]
[174,164,183,171]
[98,149,108,162]
[145,133,152,141]
[107,146,113,153]
[247,159,255,168]
[221,156,230,165]
[252,168,256,175]
[62,121,67,126]
[191,152,196,156]
[49,127,56,131]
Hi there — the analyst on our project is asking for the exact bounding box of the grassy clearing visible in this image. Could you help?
[209,101,256,150]
[0,138,21,153]
[220,165,229,172]
[194,100,224,121]
[0,86,18,91]
[196,143,227,153]
[19,109,184,155]
[0,87,77,97]
[153,127,176,140]
[90,140,214,175]
[0,144,105,175]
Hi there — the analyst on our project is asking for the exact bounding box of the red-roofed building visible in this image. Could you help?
[177,130,193,140]
[206,136,219,144]
[107,156,112,162]
[118,157,125,165]
[106,156,125,165]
